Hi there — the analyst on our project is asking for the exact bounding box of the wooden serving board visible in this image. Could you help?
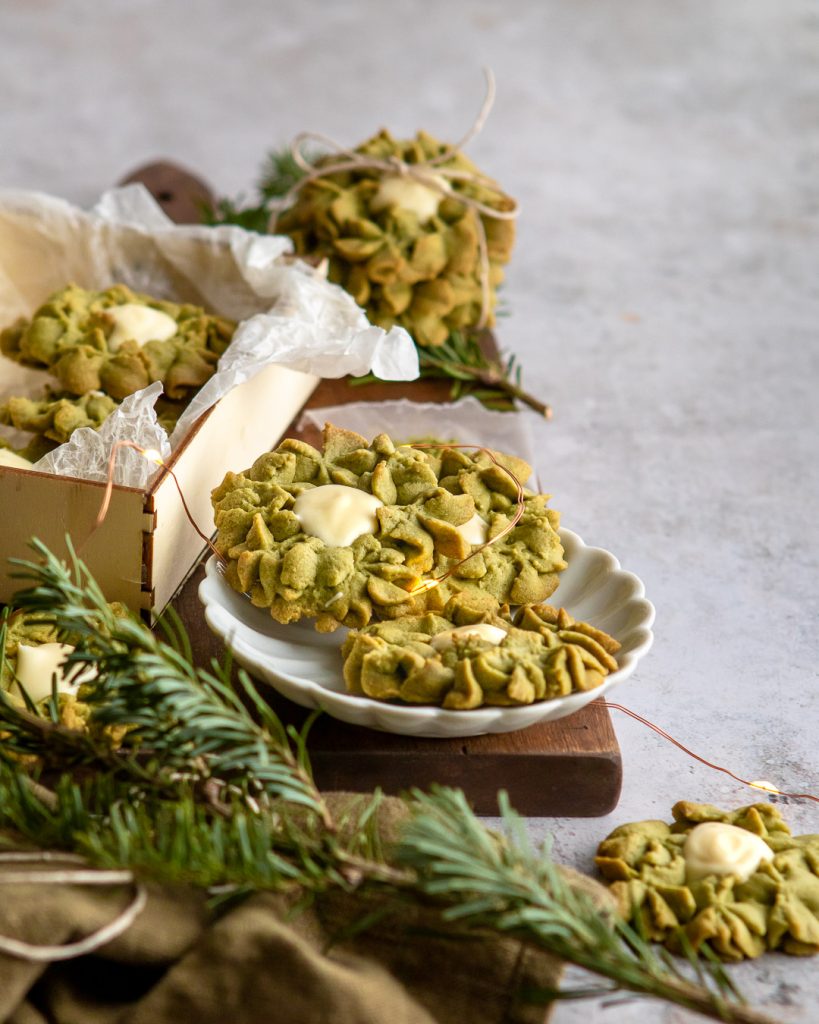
[136,161,623,816]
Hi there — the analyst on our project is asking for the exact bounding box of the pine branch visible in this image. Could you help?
[8,539,329,821]
[397,789,776,1024]
[0,540,780,1023]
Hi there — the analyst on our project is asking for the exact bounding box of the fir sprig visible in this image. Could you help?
[398,789,776,1023]
[0,541,778,1023]
[9,539,325,815]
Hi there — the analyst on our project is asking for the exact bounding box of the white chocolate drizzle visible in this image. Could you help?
[370,174,449,223]
[683,822,773,883]
[430,623,507,651]
[293,484,383,547]
[106,304,178,351]
[13,643,97,704]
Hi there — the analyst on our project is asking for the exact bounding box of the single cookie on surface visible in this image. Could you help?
[341,597,620,710]
[211,423,566,632]
[595,801,819,961]
[1,283,235,400]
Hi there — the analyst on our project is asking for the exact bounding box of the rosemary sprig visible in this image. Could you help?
[420,331,550,417]
[350,331,550,416]
[0,540,778,1023]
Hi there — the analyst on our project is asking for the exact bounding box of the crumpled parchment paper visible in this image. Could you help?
[0,186,418,489]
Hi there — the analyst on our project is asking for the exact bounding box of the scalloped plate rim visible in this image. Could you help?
[199,528,655,737]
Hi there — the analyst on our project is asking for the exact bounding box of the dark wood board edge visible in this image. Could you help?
[310,749,622,817]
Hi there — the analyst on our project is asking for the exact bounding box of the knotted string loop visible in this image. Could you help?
[0,851,147,963]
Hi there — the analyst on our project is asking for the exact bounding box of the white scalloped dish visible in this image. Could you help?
[198,528,655,738]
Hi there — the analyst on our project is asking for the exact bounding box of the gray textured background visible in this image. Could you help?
[2,1,818,1020]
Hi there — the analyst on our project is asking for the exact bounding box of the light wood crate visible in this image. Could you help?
[0,363,318,619]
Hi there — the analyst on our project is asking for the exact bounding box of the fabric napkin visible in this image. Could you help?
[0,795,611,1024]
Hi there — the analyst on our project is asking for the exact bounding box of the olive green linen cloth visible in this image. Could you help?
[0,797,610,1024]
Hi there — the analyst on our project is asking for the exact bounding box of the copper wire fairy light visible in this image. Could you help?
[90,439,223,563]
[602,701,819,805]
[405,442,526,595]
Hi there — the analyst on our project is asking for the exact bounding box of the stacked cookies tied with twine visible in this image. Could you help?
[212,423,622,710]
[269,71,518,351]
[273,128,517,349]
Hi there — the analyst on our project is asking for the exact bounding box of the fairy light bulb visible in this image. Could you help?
[140,448,165,466]
[410,578,442,596]
[749,781,781,796]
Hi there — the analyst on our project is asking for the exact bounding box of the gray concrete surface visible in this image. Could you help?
[2,1,818,1020]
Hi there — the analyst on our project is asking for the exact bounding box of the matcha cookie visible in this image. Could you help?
[211,423,566,632]
[276,130,516,347]
[1,607,127,737]
[341,597,620,709]
[595,802,819,960]
[1,283,235,401]
[0,390,118,445]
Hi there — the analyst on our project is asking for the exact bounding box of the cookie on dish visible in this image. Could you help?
[341,596,620,709]
[211,423,566,632]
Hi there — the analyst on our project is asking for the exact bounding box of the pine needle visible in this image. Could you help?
[0,540,779,1024]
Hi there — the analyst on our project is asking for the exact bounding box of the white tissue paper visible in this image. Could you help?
[0,185,419,486]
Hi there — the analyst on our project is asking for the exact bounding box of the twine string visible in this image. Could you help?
[270,68,518,329]
[88,439,224,565]
[0,853,147,963]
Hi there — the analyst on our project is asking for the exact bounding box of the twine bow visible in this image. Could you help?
[269,69,519,330]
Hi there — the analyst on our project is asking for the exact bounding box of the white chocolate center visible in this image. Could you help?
[371,174,448,223]
[430,623,508,651]
[293,484,383,547]
[456,513,488,546]
[107,304,177,351]
[14,643,97,703]
[0,450,33,470]
[683,822,773,883]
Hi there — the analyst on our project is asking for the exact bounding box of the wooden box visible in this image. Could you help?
[0,363,318,618]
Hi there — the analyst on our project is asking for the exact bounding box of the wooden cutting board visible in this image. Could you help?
[134,161,623,816]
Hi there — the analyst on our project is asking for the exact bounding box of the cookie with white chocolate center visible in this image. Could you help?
[1,283,235,402]
[595,801,819,961]
[210,423,566,632]
[341,598,620,709]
